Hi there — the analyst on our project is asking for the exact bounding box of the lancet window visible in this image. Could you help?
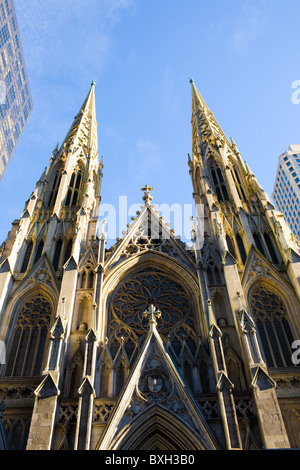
[206,258,222,285]
[5,295,52,377]
[20,240,33,273]
[65,167,82,207]
[52,239,62,271]
[250,286,295,367]
[52,239,73,272]
[209,161,229,203]
[33,239,44,265]
[236,233,247,264]
[47,167,62,208]
[99,325,138,397]
[253,231,279,264]
[230,165,247,201]
[79,265,95,289]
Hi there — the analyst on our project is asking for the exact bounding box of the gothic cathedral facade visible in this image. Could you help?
[0,80,300,450]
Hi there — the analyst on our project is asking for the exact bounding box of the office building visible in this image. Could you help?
[0,0,33,181]
[272,144,300,240]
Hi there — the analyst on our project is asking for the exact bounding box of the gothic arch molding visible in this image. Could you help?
[245,275,300,340]
[246,278,299,367]
[102,405,212,450]
[3,285,56,377]
[2,281,58,343]
[101,252,204,343]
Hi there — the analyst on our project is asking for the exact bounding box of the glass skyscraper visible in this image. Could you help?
[272,144,300,240]
[0,0,32,181]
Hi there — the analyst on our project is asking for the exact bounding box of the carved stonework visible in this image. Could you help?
[248,255,271,279]
[138,368,172,403]
[111,268,192,337]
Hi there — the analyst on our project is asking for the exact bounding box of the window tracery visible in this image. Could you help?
[6,295,52,377]
[79,265,95,289]
[250,286,295,367]
[110,269,193,338]
[101,268,208,397]
[65,167,83,207]
[209,160,229,203]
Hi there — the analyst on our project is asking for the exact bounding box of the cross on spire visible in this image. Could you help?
[143,304,161,325]
[141,185,153,205]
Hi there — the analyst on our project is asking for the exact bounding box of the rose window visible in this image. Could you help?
[111,269,194,336]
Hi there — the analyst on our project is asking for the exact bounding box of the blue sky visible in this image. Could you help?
[1,0,300,246]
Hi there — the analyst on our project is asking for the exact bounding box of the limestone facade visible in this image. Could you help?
[0,80,299,450]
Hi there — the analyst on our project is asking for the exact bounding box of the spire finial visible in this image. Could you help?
[189,77,194,84]
[91,80,96,86]
[141,185,153,205]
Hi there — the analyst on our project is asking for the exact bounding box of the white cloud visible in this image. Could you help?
[229,1,268,53]
[14,0,135,80]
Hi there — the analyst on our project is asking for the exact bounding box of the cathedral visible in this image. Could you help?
[0,79,300,450]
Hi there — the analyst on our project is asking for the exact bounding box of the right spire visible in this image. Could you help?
[189,78,240,164]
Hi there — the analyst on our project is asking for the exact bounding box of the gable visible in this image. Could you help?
[8,252,59,302]
[242,245,293,291]
[104,205,196,271]
[97,318,219,450]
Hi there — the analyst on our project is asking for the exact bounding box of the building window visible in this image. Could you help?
[250,286,295,367]
[263,233,279,264]
[226,235,237,259]
[253,233,265,256]
[63,240,73,266]
[0,24,9,48]
[65,169,82,207]
[33,240,44,265]
[5,295,52,377]
[231,166,247,201]
[20,240,33,273]
[47,168,62,208]
[80,267,95,289]
[210,165,229,203]
[52,240,62,271]
[236,234,247,264]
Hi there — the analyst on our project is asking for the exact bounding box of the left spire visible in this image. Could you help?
[58,80,98,157]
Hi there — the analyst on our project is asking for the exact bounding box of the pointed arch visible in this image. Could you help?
[33,239,44,265]
[52,239,62,271]
[106,405,211,450]
[63,239,73,266]
[208,157,229,203]
[248,282,297,367]
[236,233,247,264]
[229,160,247,202]
[5,294,53,377]
[20,240,34,273]
[65,164,83,208]
[47,164,63,208]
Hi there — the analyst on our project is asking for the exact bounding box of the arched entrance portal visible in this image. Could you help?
[107,405,210,450]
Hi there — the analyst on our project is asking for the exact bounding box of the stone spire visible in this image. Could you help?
[190,77,231,150]
[59,80,98,157]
